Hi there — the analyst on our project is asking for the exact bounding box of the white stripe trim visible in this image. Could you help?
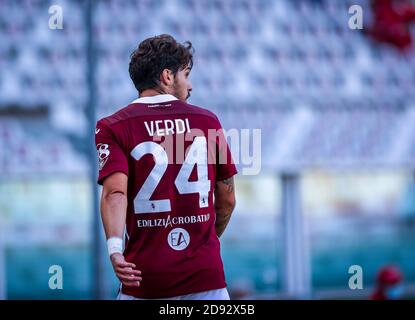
[131,94,178,104]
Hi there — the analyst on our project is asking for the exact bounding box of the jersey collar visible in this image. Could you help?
[131,94,178,104]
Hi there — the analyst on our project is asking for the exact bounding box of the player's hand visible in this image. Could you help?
[110,253,142,288]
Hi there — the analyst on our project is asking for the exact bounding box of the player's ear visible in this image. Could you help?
[160,69,174,86]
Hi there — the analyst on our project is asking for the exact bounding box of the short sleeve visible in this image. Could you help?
[95,121,129,185]
[215,119,238,181]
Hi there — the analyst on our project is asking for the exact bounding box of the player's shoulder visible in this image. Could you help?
[96,103,136,129]
[180,101,220,123]
[97,99,221,129]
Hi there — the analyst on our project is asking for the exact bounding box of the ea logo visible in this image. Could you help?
[167,228,190,251]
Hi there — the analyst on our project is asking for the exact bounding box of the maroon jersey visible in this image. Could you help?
[95,94,237,298]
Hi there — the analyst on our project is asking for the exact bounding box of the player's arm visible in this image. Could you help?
[214,176,236,238]
[101,172,128,240]
[101,172,142,287]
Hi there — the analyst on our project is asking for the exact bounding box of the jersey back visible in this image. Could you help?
[95,95,237,298]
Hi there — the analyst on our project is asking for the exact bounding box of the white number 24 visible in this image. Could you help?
[131,136,210,214]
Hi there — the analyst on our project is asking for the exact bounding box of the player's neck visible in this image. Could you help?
[140,88,174,98]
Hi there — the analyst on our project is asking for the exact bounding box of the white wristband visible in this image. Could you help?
[107,237,123,257]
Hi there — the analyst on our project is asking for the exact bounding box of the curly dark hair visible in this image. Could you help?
[129,34,194,93]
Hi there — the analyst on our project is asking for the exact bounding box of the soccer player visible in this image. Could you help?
[95,34,237,300]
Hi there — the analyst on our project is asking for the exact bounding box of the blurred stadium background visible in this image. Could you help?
[1,0,415,299]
